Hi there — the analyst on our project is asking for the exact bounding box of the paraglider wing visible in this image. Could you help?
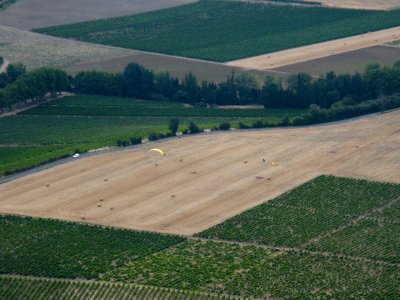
[150,148,165,156]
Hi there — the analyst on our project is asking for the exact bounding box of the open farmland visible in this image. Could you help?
[0,95,302,176]
[34,0,400,62]
[227,27,400,70]
[273,45,400,76]
[1,215,398,298]
[0,110,398,235]
[0,0,196,30]
[0,26,271,82]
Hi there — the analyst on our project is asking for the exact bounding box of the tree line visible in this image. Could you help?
[1,61,400,114]
[0,64,68,111]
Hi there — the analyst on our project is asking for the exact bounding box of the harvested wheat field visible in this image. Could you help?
[0,111,399,235]
[227,26,400,70]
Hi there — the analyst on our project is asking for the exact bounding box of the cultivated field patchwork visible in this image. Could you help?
[0,111,398,235]
[34,0,400,61]
[0,26,269,82]
[0,0,196,30]
[227,27,400,70]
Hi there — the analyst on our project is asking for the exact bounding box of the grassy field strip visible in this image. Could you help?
[227,26,400,69]
[0,275,245,300]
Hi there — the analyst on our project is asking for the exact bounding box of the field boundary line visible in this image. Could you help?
[190,236,400,267]
[302,197,400,247]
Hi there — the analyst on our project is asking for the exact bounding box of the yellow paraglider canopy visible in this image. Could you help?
[150,148,166,156]
[271,162,278,167]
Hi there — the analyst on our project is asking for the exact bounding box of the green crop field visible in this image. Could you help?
[34,0,400,61]
[0,215,398,299]
[0,215,183,279]
[307,200,400,263]
[21,95,303,118]
[105,240,399,298]
[199,175,400,255]
[0,277,234,300]
[0,95,303,176]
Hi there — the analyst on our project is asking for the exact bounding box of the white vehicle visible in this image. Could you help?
[72,153,80,158]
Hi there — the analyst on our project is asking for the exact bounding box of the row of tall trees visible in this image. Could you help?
[1,61,400,110]
[262,62,400,108]
[73,63,261,106]
[72,62,400,109]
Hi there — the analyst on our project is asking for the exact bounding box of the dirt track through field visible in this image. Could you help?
[0,111,399,235]
[227,26,400,70]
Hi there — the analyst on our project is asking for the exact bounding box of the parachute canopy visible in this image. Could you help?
[150,148,165,156]
[271,162,278,167]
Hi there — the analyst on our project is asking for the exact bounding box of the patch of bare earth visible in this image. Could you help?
[227,27,400,70]
[0,111,399,235]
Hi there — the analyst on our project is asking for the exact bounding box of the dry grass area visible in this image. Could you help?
[274,45,400,76]
[0,111,399,235]
[0,0,196,30]
[0,26,133,69]
[227,26,400,70]
[311,0,400,10]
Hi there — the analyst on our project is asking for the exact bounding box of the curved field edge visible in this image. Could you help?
[33,0,400,61]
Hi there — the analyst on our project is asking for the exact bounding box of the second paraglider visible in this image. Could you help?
[150,148,166,156]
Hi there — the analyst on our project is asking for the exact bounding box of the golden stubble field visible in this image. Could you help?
[0,111,399,235]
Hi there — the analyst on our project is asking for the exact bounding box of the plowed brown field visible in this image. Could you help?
[0,111,399,235]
